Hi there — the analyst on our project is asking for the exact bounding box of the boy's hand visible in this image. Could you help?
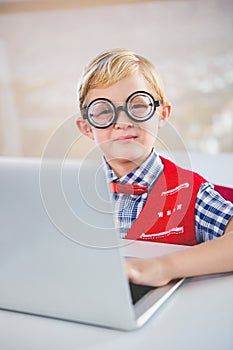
[125,257,172,287]
[126,225,233,288]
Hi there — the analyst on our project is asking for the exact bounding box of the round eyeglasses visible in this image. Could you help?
[82,90,160,129]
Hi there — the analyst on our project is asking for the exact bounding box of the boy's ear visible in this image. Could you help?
[76,118,94,140]
[158,103,172,129]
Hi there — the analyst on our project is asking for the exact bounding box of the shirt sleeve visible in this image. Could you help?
[195,182,233,243]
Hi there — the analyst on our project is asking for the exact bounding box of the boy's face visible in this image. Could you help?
[77,74,171,176]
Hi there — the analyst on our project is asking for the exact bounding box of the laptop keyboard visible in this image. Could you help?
[129,282,156,305]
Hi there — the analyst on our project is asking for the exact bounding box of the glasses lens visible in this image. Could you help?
[88,100,114,127]
[127,92,154,120]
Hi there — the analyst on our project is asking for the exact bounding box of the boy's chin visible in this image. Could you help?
[105,148,151,167]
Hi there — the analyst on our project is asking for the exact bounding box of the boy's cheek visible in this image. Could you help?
[91,130,112,147]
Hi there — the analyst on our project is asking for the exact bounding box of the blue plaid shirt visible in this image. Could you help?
[104,150,233,243]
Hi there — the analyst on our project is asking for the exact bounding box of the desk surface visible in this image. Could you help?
[1,241,233,350]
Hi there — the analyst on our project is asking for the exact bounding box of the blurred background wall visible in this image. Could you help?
[0,0,232,159]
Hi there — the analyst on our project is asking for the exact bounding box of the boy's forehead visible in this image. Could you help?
[86,74,152,104]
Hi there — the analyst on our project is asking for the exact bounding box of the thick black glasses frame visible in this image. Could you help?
[82,90,160,129]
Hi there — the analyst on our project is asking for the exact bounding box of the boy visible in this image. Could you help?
[76,48,233,287]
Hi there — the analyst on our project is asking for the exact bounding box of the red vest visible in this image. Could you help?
[125,157,207,246]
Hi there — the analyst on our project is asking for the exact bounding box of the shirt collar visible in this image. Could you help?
[103,149,163,190]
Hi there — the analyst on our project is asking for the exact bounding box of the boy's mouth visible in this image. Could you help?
[114,135,137,142]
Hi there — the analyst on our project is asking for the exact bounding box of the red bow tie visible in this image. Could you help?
[110,182,148,195]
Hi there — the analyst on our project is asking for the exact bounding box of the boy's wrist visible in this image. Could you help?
[144,256,175,287]
[158,254,180,283]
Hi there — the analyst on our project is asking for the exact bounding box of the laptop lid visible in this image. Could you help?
[0,157,184,330]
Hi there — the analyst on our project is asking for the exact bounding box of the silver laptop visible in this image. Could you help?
[0,157,184,331]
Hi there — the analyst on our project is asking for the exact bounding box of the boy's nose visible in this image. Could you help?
[114,108,133,129]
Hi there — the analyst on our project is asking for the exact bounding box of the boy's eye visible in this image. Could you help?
[131,103,148,109]
[96,108,112,117]
[130,102,151,118]
[93,107,112,119]
[89,101,114,124]
[89,101,111,115]
[128,93,154,118]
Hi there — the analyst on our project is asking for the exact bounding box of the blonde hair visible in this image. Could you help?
[78,48,167,113]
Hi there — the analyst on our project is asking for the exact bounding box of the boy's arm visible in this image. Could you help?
[126,217,233,287]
